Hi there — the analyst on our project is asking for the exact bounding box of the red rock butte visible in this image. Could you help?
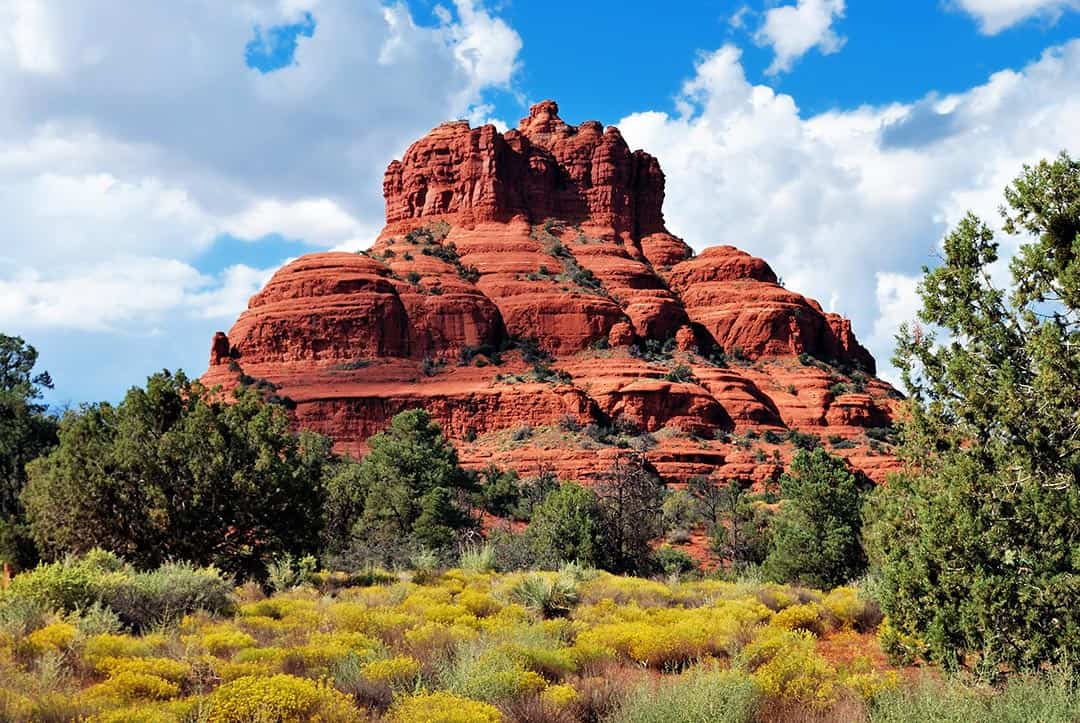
[203,100,900,485]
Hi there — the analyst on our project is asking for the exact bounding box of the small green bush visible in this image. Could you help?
[510,574,580,618]
[664,364,697,383]
[611,669,760,723]
[1,552,233,631]
[654,546,698,576]
[869,668,1080,723]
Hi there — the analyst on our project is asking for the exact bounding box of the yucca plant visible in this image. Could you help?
[458,543,496,572]
[510,574,580,618]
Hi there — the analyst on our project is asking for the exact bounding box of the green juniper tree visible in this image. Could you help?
[22,371,330,578]
[864,152,1080,671]
[763,449,865,589]
[0,334,58,568]
[339,410,477,562]
[525,482,603,568]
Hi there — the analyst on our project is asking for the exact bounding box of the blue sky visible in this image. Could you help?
[469,1,1080,120]
[1,0,1078,406]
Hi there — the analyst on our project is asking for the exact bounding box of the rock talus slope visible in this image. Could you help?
[203,101,900,485]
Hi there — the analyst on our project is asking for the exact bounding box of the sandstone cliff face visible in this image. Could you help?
[203,101,899,485]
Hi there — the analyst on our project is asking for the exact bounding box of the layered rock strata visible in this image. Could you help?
[204,101,899,485]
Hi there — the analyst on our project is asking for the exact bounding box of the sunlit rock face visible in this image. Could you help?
[204,101,897,486]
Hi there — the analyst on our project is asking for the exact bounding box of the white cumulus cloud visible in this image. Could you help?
[0,0,523,286]
[0,0,523,399]
[952,0,1080,34]
[755,0,846,74]
[618,40,1080,380]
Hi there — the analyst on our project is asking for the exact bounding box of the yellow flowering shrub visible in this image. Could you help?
[465,669,546,702]
[738,626,836,706]
[540,683,578,708]
[389,691,502,723]
[477,604,529,634]
[84,671,181,702]
[575,600,771,668]
[95,656,190,682]
[456,590,500,617]
[216,660,278,681]
[565,640,615,669]
[290,631,380,669]
[88,695,208,723]
[753,583,800,611]
[738,627,815,671]
[402,587,454,607]
[841,669,899,700]
[580,574,672,606]
[233,646,289,664]
[0,562,909,722]
[402,599,476,628]
[236,597,321,632]
[83,633,165,663]
[236,614,287,636]
[822,587,869,630]
[26,622,77,653]
[572,599,650,625]
[770,602,827,635]
[332,603,419,638]
[677,579,747,604]
[404,621,478,654]
[205,674,360,722]
[361,655,421,686]
[752,645,837,707]
[200,628,257,656]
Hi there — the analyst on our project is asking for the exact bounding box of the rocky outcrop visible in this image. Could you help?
[203,101,900,485]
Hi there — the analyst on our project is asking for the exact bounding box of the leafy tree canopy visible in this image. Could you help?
[22,371,331,578]
[526,482,603,569]
[764,448,865,589]
[865,152,1080,671]
[0,334,58,567]
[337,410,477,559]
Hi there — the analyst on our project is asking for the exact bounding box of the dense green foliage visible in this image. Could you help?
[22,371,331,578]
[0,549,233,631]
[323,410,481,567]
[764,449,866,589]
[474,465,523,520]
[864,153,1080,671]
[525,482,603,568]
[0,335,58,568]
